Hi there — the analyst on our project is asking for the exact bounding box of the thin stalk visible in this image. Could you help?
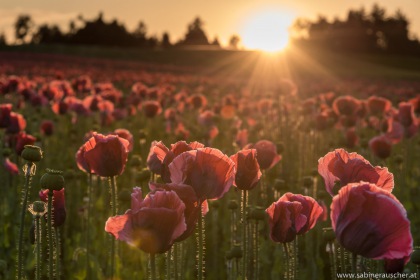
[109,176,118,279]
[17,162,34,280]
[351,253,357,275]
[47,191,54,280]
[166,248,172,280]
[35,216,42,280]
[197,207,204,280]
[241,190,248,280]
[86,173,92,279]
[174,243,178,280]
[149,253,156,280]
[55,227,61,280]
[254,220,259,280]
[283,243,289,280]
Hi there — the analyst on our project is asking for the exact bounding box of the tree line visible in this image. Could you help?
[8,13,234,49]
[291,4,420,55]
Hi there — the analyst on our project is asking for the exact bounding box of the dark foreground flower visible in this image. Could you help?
[230,149,261,190]
[105,187,186,254]
[39,188,66,227]
[244,140,281,170]
[149,182,199,241]
[331,182,412,261]
[369,135,392,160]
[81,133,130,177]
[169,147,236,201]
[318,148,394,195]
[266,193,323,243]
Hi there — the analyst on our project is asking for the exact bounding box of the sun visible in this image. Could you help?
[240,10,293,53]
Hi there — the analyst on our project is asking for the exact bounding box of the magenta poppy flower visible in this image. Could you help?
[318,149,394,196]
[230,149,262,190]
[113,128,134,152]
[367,96,392,116]
[331,182,412,261]
[244,140,281,170]
[81,133,130,177]
[149,182,199,242]
[105,187,186,254]
[3,157,19,175]
[39,188,66,227]
[397,102,417,128]
[0,103,12,128]
[169,147,236,201]
[266,193,323,243]
[40,120,54,136]
[15,132,36,156]
[332,96,361,116]
[6,112,26,134]
[147,141,204,182]
[369,135,392,159]
[142,101,162,118]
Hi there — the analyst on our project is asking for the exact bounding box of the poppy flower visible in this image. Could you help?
[142,101,162,118]
[230,149,262,190]
[244,140,281,170]
[3,157,19,175]
[15,132,36,156]
[81,133,130,177]
[331,182,412,261]
[369,135,392,160]
[382,118,404,144]
[105,187,186,254]
[367,96,392,116]
[188,94,207,109]
[318,149,394,196]
[40,120,54,136]
[235,129,248,148]
[147,141,205,182]
[39,188,66,227]
[169,147,236,201]
[332,96,361,116]
[198,110,215,127]
[6,112,26,134]
[266,193,323,243]
[0,103,12,128]
[113,129,134,152]
[344,129,358,148]
[149,182,199,242]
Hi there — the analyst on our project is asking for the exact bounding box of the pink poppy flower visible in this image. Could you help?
[7,112,26,134]
[367,96,392,116]
[332,96,361,116]
[105,188,186,254]
[369,135,392,159]
[3,157,19,175]
[230,149,262,190]
[266,193,323,243]
[147,141,204,182]
[331,182,412,261]
[113,129,134,152]
[40,120,54,136]
[39,188,66,227]
[81,133,130,177]
[169,147,236,201]
[149,182,199,242]
[142,101,162,118]
[0,103,12,128]
[15,132,36,156]
[244,140,281,170]
[318,149,394,196]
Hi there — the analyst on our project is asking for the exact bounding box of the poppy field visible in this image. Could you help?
[1,51,420,280]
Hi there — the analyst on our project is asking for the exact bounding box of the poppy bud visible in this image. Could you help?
[273,179,286,192]
[228,200,238,210]
[2,148,11,157]
[394,155,404,165]
[40,169,64,191]
[226,244,242,260]
[21,145,43,162]
[130,155,143,167]
[249,207,266,220]
[118,189,132,202]
[303,176,314,188]
[136,169,151,182]
[323,228,335,242]
[411,248,420,265]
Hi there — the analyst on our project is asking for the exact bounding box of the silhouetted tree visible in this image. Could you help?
[161,32,172,48]
[211,36,221,47]
[0,33,6,45]
[229,35,240,49]
[14,14,34,44]
[32,24,65,44]
[180,17,209,45]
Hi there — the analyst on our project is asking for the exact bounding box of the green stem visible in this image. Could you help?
[255,221,259,280]
[35,216,41,280]
[55,227,61,280]
[86,174,92,279]
[150,253,156,280]
[197,207,204,280]
[47,191,54,280]
[109,176,118,279]
[17,162,33,280]
[283,243,289,280]
[351,253,357,275]
[166,248,172,280]
[242,190,248,280]
[174,243,178,280]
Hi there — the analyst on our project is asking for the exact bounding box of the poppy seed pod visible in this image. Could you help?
[249,207,266,221]
[40,169,64,191]
[32,201,47,214]
[322,228,336,242]
[21,145,43,162]
[228,200,239,210]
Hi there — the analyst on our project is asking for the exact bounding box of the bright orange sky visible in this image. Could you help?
[1,0,419,46]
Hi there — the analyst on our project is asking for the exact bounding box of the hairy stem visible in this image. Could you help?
[47,191,54,280]
[241,190,248,280]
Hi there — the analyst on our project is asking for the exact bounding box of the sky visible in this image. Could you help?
[1,0,420,46]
